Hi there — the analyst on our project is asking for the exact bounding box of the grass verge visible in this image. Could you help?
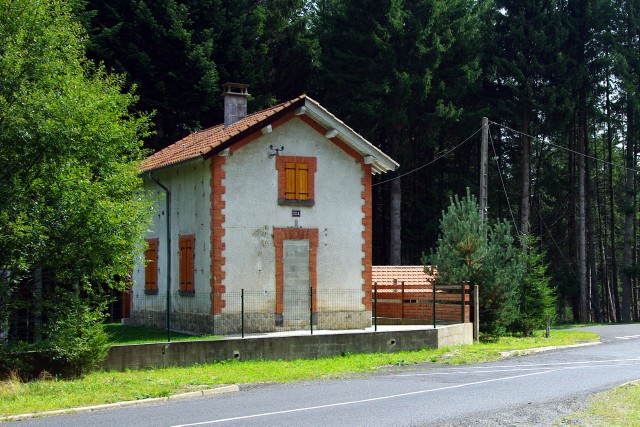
[0,330,597,418]
[562,381,640,426]
[105,324,221,345]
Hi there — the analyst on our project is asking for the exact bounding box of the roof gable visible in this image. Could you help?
[142,95,398,174]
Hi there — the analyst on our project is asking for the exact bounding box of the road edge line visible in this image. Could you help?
[0,385,240,422]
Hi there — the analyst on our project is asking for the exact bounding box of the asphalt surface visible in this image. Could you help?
[6,324,640,427]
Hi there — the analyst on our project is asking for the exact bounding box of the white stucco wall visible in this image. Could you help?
[222,118,365,311]
[132,160,212,314]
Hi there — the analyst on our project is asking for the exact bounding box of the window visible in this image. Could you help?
[144,238,159,294]
[285,162,309,200]
[277,156,316,206]
[179,234,195,293]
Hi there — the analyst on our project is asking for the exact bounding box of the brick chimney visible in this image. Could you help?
[222,83,250,127]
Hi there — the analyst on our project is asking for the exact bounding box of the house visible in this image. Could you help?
[130,83,398,334]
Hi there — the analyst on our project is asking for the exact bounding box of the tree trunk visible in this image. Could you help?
[567,127,580,321]
[606,72,620,322]
[389,131,402,265]
[520,111,531,235]
[33,267,43,342]
[586,153,602,322]
[621,101,635,322]
[389,177,402,264]
[577,111,588,323]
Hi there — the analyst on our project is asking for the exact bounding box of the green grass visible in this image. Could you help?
[562,381,640,426]
[105,324,222,344]
[0,330,598,418]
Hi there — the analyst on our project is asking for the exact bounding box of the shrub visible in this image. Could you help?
[44,290,110,377]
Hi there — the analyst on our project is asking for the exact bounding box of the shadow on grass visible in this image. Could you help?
[104,323,222,345]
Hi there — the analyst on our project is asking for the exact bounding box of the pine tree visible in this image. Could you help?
[77,0,219,150]
[315,0,485,264]
[425,190,522,336]
[511,235,556,336]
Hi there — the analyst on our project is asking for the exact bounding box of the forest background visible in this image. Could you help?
[69,0,640,324]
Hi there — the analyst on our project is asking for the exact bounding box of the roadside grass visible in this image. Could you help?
[105,324,222,344]
[0,329,598,418]
[562,381,640,426]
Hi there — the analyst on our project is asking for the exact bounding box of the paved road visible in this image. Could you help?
[8,324,640,427]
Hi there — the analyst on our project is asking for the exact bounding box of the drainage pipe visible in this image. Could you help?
[149,172,171,342]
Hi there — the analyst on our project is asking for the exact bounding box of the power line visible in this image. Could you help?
[489,120,640,174]
[488,126,520,234]
[373,127,483,187]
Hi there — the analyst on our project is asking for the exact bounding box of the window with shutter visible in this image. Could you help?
[277,156,316,206]
[179,234,195,293]
[144,238,159,294]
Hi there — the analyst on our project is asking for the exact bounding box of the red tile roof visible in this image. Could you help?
[372,265,437,287]
[141,95,305,172]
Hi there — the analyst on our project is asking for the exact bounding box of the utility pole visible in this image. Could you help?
[479,117,489,224]
[476,118,489,341]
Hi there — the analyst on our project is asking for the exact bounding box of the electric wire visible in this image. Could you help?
[372,127,483,187]
[489,120,640,174]
[537,198,574,272]
[488,126,520,234]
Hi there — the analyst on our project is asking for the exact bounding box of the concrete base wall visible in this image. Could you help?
[128,310,372,335]
[100,323,473,371]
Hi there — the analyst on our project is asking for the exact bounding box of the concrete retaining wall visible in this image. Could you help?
[100,323,473,371]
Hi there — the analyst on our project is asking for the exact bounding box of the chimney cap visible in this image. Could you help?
[222,82,250,97]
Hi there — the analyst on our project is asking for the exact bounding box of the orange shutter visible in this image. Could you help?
[179,235,195,292]
[285,162,297,199]
[297,163,308,200]
[145,238,158,291]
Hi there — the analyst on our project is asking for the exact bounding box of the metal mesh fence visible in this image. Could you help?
[2,284,471,342]
[129,289,372,336]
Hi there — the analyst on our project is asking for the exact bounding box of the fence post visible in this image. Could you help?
[474,284,479,343]
[310,286,313,335]
[241,288,245,338]
[374,282,378,332]
[546,316,550,338]
[461,282,467,324]
[433,281,437,329]
[401,280,405,319]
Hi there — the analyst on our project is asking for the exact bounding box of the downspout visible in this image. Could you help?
[148,172,171,342]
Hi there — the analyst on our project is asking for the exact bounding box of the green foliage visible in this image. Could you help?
[510,235,556,336]
[76,0,316,150]
[0,330,597,416]
[313,0,487,264]
[0,0,153,373]
[0,0,152,289]
[45,290,110,377]
[425,189,486,284]
[426,190,557,336]
[77,0,219,150]
[424,189,522,336]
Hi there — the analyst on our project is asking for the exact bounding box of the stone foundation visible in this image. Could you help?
[128,309,372,335]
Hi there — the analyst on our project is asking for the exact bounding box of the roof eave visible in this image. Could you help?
[302,98,399,174]
[141,154,205,175]
[202,97,307,161]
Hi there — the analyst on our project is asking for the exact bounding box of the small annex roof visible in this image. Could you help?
[141,95,399,174]
[372,265,437,287]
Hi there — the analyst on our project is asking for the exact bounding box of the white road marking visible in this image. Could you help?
[170,369,557,427]
[170,357,640,427]
[387,357,640,377]
[616,335,640,340]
